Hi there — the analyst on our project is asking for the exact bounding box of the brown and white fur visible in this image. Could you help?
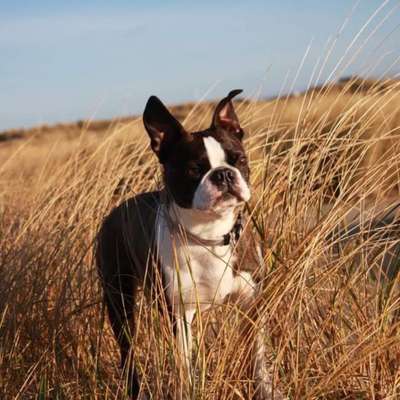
[97,90,283,399]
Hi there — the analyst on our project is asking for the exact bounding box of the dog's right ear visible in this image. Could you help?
[143,96,187,163]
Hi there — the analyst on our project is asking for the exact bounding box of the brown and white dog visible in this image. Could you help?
[97,91,282,399]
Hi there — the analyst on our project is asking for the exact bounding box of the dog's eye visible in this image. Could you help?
[186,164,202,179]
[229,153,246,166]
[237,155,247,165]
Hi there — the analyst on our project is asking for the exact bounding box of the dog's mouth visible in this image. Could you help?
[192,172,251,211]
[219,186,247,203]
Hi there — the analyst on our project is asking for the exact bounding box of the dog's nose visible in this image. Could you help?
[211,167,235,186]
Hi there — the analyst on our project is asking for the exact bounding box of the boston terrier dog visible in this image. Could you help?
[97,90,282,399]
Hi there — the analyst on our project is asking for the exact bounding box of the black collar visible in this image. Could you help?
[165,208,243,247]
[222,211,243,246]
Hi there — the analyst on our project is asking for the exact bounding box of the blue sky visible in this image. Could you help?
[1,0,399,131]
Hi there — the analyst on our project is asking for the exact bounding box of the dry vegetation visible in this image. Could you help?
[1,76,400,399]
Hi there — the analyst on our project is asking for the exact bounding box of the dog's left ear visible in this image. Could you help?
[143,95,188,163]
[211,89,243,140]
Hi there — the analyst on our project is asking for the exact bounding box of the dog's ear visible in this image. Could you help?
[211,89,243,139]
[143,96,187,163]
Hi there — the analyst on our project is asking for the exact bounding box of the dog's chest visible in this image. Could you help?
[155,207,236,310]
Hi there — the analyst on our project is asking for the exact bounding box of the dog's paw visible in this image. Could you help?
[136,393,150,400]
[255,380,286,400]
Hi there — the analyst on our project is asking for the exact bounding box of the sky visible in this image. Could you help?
[1,0,400,131]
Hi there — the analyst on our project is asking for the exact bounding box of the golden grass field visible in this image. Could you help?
[1,76,400,399]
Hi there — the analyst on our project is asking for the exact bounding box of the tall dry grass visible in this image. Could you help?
[1,72,400,399]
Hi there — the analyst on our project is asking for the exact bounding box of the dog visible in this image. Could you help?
[97,90,282,399]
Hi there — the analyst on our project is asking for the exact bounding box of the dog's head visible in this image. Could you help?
[143,90,250,213]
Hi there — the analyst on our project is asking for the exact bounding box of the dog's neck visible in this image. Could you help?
[167,201,237,242]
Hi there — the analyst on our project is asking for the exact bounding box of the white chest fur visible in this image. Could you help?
[155,204,237,311]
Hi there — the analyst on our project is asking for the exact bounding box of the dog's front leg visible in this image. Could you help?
[252,315,283,400]
[232,272,283,400]
[175,308,195,398]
